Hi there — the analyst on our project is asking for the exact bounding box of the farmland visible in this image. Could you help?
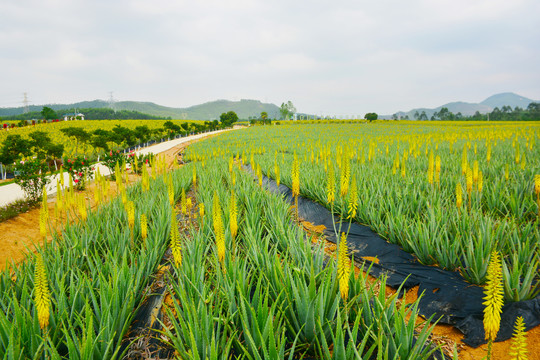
[0,119,204,160]
[0,120,538,359]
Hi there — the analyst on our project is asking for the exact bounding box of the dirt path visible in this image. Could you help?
[0,133,214,271]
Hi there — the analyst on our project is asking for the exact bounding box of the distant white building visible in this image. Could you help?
[63,112,85,121]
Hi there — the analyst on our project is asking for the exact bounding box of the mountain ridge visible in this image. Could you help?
[1,92,537,120]
[0,99,281,120]
[386,92,538,119]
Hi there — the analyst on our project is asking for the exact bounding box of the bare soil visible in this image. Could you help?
[300,220,539,360]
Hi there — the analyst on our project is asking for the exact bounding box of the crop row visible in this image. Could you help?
[0,164,190,358]
[185,122,540,301]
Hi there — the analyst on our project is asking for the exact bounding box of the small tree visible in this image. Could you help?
[14,157,51,202]
[219,111,239,127]
[280,101,296,120]
[0,134,32,165]
[60,127,91,155]
[365,113,378,122]
[41,107,57,120]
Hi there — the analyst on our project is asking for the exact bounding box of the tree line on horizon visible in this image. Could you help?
[399,102,540,121]
[0,107,171,121]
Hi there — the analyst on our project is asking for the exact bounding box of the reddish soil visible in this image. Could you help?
[0,137,203,270]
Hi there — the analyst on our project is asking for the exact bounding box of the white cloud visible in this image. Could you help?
[0,0,538,113]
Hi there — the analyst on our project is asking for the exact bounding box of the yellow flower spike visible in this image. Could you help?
[34,254,50,330]
[168,179,175,208]
[126,201,135,232]
[462,147,468,176]
[473,160,479,184]
[338,233,351,301]
[275,164,280,188]
[186,197,192,215]
[257,163,263,188]
[456,182,463,209]
[535,175,540,197]
[483,251,504,359]
[505,164,510,181]
[509,316,528,360]
[428,151,434,185]
[478,171,484,193]
[199,203,205,224]
[140,214,148,240]
[180,188,187,215]
[326,164,336,205]
[213,192,226,265]
[466,166,473,195]
[39,204,48,240]
[340,152,350,197]
[78,195,87,222]
[229,191,238,239]
[291,153,300,198]
[170,212,182,267]
[347,175,358,219]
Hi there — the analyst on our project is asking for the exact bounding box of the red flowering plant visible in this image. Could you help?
[13,157,51,202]
[102,149,127,176]
[63,155,94,190]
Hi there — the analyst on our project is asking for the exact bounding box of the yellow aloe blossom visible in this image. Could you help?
[213,192,226,265]
[456,183,463,209]
[509,316,528,360]
[126,201,135,231]
[327,164,336,205]
[483,251,504,342]
[170,212,182,267]
[34,254,50,330]
[229,191,238,239]
[180,188,187,215]
[338,233,351,301]
[347,175,358,219]
[140,214,148,240]
[291,153,300,198]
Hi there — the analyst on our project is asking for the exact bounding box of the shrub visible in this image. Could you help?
[13,157,51,202]
[63,156,94,190]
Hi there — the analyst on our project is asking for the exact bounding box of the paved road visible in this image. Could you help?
[0,128,233,207]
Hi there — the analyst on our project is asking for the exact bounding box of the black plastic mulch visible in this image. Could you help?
[256,170,539,348]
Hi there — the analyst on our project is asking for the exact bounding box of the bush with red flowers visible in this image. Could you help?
[63,155,94,190]
[102,149,128,176]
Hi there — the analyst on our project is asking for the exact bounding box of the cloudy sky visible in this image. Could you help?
[1,0,539,115]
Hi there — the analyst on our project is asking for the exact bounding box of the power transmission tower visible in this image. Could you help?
[23,92,30,113]
[108,91,116,112]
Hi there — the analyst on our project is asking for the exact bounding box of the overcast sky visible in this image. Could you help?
[1,0,539,115]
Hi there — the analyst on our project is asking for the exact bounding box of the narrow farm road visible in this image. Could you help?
[0,126,240,269]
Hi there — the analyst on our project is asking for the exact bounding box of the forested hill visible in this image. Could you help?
[1,108,168,121]
[0,99,281,120]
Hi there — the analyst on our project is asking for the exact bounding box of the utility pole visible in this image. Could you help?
[23,92,30,113]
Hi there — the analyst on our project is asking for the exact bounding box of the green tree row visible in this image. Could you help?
[410,102,540,121]
[0,107,169,121]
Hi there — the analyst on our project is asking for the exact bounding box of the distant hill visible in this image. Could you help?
[480,92,536,109]
[385,92,538,119]
[0,99,281,120]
